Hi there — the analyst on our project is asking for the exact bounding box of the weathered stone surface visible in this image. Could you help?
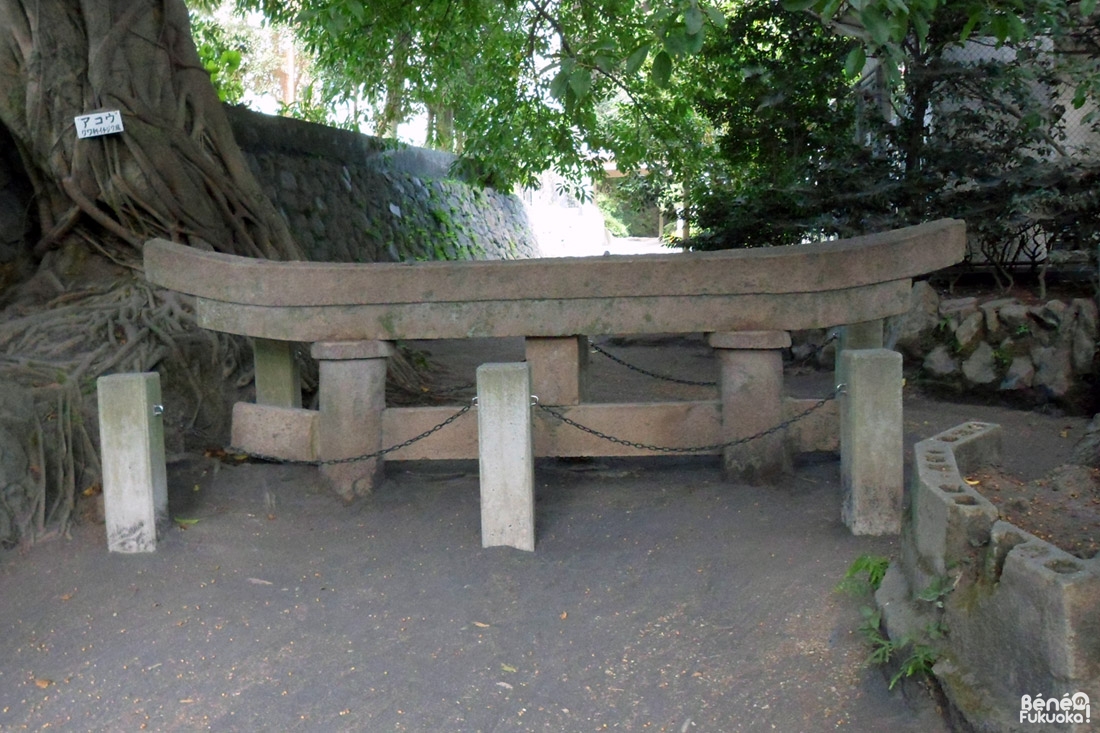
[961,341,997,384]
[1072,298,1099,338]
[997,302,1032,332]
[954,310,985,351]
[1071,326,1096,374]
[1070,414,1100,467]
[980,297,1017,337]
[1000,355,1035,391]
[891,280,941,357]
[939,297,978,320]
[1031,344,1074,398]
[923,344,958,376]
[224,105,539,264]
[1035,299,1067,330]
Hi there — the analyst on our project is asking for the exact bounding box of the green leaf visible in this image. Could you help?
[651,50,672,88]
[1083,0,1098,16]
[844,45,867,79]
[625,43,650,76]
[860,6,891,46]
[780,0,819,10]
[704,6,727,30]
[686,29,705,54]
[568,67,592,99]
[820,0,843,21]
[664,26,690,56]
[911,12,930,49]
[685,5,704,35]
[549,68,570,100]
[345,0,365,22]
[958,11,981,42]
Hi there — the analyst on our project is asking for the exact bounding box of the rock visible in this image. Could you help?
[997,303,1032,333]
[961,342,998,385]
[924,345,959,376]
[939,297,978,320]
[999,356,1035,391]
[1035,300,1067,330]
[1071,326,1096,374]
[980,298,1017,337]
[1069,414,1100,466]
[1071,298,1098,338]
[1031,344,1074,398]
[891,281,941,357]
[954,311,985,352]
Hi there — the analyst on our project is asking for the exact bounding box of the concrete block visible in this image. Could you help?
[911,426,1000,574]
[97,373,168,553]
[252,338,301,408]
[313,340,392,500]
[231,402,318,462]
[525,336,588,405]
[945,521,1100,705]
[840,348,903,535]
[710,331,789,483]
[477,363,535,551]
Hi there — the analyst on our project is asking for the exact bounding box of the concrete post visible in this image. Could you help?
[97,373,168,553]
[525,336,588,405]
[311,340,394,500]
[840,348,903,535]
[476,363,535,551]
[708,331,791,483]
[253,338,301,408]
[835,318,884,388]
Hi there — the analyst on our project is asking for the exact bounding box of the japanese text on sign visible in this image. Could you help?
[74,110,124,139]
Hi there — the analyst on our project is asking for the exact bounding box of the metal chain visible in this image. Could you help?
[589,342,718,387]
[228,402,474,466]
[535,386,843,454]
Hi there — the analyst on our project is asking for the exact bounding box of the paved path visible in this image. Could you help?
[0,452,947,732]
[12,335,1065,732]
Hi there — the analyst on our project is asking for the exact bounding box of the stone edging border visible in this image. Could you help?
[877,422,1099,732]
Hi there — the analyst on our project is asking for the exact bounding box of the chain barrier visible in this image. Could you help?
[535,385,844,454]
[589,341,718,387]
[227,383,843,465]
[228,401,474,466]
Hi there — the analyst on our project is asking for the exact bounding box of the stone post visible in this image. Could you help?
[311,340,394,500]
[97,373,168,553]
[253,338,301,408]
[476,363,535,551]
[708,331,791,483]
[525,336,588,406]
[840,348,903,535]
[835,318,884,388]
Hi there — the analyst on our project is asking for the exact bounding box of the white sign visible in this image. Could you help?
[74,110,124,139]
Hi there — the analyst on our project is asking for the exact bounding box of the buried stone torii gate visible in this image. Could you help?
[143,219,965,547]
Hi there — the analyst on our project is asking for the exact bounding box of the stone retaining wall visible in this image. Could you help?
[877,423,1100,733]
[224,105,539,263]
[893,282,1098,406]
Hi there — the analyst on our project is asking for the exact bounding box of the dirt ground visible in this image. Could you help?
[0,335,1094,732]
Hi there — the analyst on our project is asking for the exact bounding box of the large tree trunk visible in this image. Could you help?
[0,0,303,265]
